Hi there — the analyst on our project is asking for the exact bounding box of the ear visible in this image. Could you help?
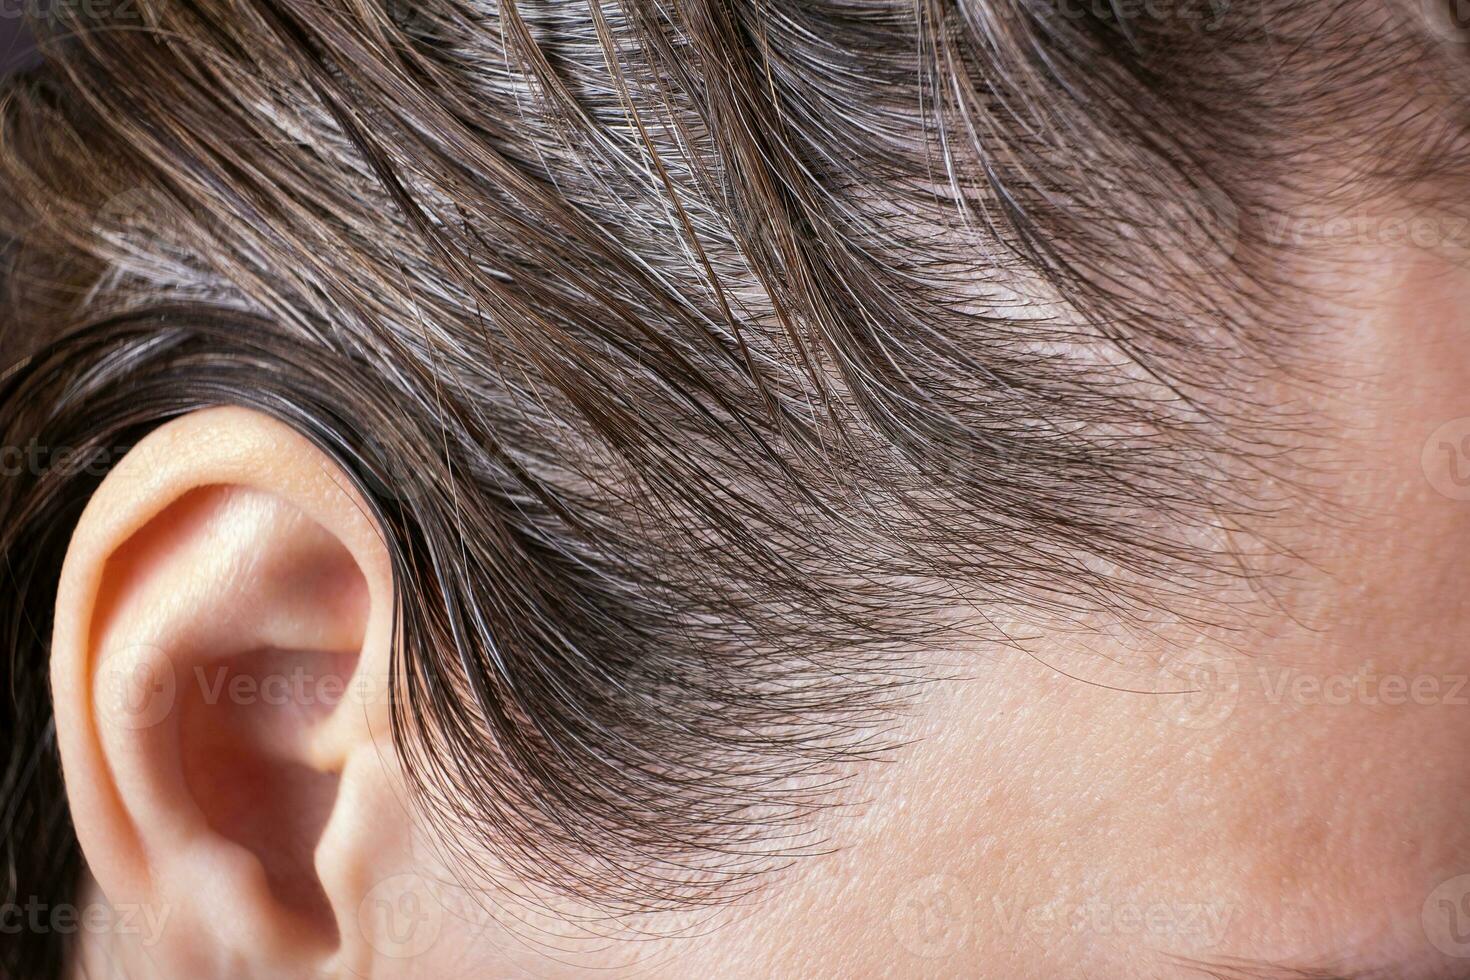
[52,406,411,978]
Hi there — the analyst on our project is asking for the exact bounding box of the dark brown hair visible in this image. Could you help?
[1,1,1463,976]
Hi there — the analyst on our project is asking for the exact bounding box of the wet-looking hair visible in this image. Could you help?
[1,1,1464,977]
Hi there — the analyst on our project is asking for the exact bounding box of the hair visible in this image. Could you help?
[1,0,1465,976]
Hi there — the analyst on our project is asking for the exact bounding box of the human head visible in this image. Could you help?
[5,1,1470,977]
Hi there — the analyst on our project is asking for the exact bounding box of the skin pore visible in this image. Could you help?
[53,223,1470,979]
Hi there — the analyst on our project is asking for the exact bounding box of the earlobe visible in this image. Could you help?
[51,407,403,978]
